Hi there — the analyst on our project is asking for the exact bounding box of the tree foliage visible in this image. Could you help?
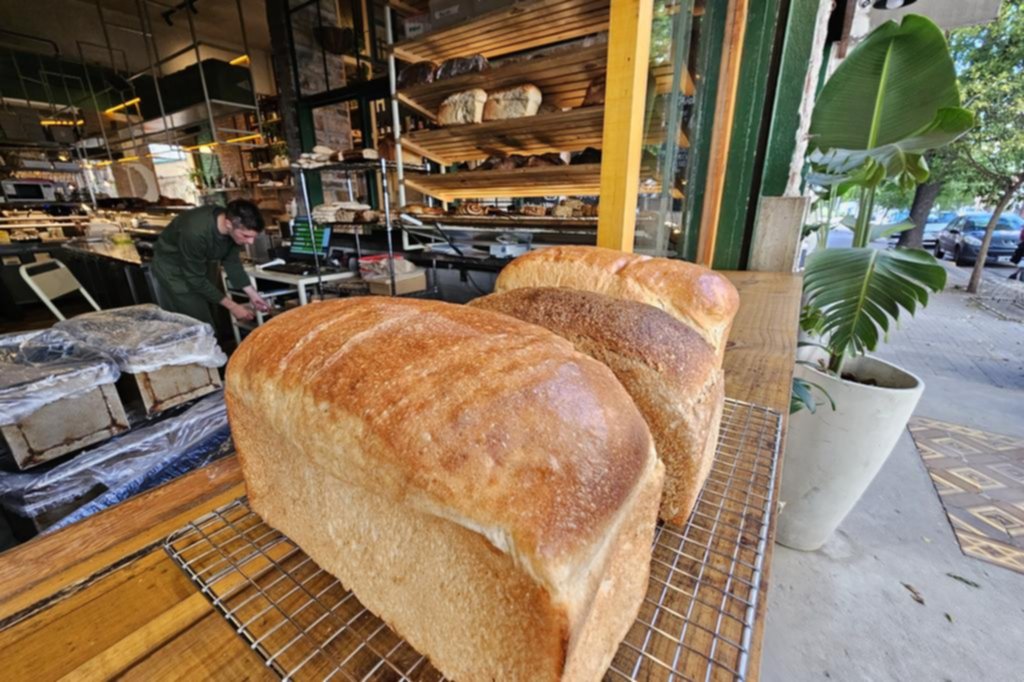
[944,0,1024,202]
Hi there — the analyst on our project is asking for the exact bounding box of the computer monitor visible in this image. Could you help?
[290,219,332,258]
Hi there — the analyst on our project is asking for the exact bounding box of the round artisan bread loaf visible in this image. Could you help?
[470,287,725,526]
[493,245,740,362]
[226,297,665,681]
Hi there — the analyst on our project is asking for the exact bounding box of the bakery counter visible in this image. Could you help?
[57,241,156,310]
[0,271,801,680]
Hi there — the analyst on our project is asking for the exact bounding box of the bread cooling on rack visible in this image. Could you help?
[494,245,740,363]
[226,298,664,682]
[471,287,725,526]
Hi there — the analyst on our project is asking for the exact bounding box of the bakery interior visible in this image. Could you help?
[0,0,894,678]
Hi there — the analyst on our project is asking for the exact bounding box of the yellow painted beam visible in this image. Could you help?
[696,0,749,266]
[596,0,655,253]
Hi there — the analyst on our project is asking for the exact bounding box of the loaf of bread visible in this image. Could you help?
[397,60,437,89]
[495,246,740,362]
[434,54,489,81]
[401,202,444,216]
[583,75,605,106]
[471,287,724,525]
[226,298,664,682]
[483,84,542,121]
[438,88,487,125]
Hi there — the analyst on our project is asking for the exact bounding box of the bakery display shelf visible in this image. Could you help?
[406,164,602,200]
[401,45,695,119]
[391,0,610,64]
[164,398,781,682]
[404,106,687,165]
[293,160,427,173]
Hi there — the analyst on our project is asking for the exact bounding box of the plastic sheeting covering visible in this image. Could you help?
[0,329,121,426]
[0,391,230,534]
[54,304,227,373]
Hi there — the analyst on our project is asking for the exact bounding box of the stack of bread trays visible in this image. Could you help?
[225,245,740,681]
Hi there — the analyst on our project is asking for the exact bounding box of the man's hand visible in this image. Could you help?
[229,302,256,322]
[243,285,271,313]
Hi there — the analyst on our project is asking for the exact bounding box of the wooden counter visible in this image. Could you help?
[0,271,801,680]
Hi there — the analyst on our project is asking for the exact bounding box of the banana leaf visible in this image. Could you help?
[808,15,973,188]
[803,247,947,364]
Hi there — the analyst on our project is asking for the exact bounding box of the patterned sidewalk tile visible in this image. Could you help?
[909,417,1024,575]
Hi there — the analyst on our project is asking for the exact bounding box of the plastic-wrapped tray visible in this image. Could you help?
[54,304,227,374]
[0,329,120,426]
[0,391,231,539]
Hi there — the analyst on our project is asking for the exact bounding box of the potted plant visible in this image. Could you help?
[777,15,974,551]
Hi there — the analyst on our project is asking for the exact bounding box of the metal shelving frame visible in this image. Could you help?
[165,398,783,682]
[295,159,409,296]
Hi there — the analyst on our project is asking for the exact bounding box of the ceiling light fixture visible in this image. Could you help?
[229,54,250,66]
[225,133,262,144]
[104,97,141,114]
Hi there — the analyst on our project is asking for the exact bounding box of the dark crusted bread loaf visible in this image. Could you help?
[470,287,724,525]
[494,245,740,363]
[226,297,664,681]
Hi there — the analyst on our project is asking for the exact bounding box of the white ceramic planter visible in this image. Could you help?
[777,355,924,551]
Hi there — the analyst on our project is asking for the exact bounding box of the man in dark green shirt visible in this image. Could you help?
[152,199,269,325]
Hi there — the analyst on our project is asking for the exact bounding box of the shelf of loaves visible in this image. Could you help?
[399,44,695,122]
[405,163,601,200]
[391,0,610,63]
[403,106,688,165]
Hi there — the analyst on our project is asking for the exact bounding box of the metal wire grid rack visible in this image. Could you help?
[164,398,781,682]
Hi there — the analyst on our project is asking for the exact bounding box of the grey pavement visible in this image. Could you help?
[761,260,1024,682]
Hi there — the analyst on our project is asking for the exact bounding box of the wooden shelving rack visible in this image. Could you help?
[387,0,692,204]
[406,164,602,200]
[391,0,610,63]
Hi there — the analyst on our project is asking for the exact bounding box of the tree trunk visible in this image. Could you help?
[967,175,1024,294]
[898,181,942,248]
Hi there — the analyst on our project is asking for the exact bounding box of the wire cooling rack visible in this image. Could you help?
[164,398,781,682]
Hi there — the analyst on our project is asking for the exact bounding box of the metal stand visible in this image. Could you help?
[297,168,325,299]
[379,157,398,295]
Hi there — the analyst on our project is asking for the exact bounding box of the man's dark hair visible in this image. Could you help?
[225,199,265,232]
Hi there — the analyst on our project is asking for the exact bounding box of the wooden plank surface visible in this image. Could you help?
[402,44,609,112]
[405,105,687,165]
[0,272,800,681]
[406,163,602,199]
[401,44,696,115]
[0,456,244,623]
[721,270,801,682]
[392,0,611,63]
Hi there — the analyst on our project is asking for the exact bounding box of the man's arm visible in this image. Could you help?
[223,248,270,313]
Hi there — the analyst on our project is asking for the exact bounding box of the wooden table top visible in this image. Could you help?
[0,271,801,680]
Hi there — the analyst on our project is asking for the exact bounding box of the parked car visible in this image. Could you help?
[885,213,953,249]
[935,212,1024,265]
[921,214,955,249]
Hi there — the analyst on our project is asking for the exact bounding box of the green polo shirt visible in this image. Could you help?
[152,205,250,304]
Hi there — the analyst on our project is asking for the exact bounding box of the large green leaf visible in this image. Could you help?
[803,247,947,360]
[809,107,974,186]
[810,15,962,151]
